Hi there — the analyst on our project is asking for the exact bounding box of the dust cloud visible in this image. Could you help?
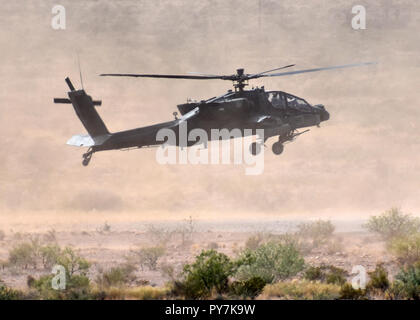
[0,0,419,223]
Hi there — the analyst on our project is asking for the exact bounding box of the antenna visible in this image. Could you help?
[77,53,84,89]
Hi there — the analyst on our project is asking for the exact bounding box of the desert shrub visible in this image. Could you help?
[235,242,305,283]
[43,229,57,243]
[304,265,347,285]
[229,277,266,299]
[96,263,136,288]
[363,208,420,241]
[97,222,111,234]
[262,280,341,300]
[304,266,324,281]
[394,262,420,299]
[339,283,366,300]
[146,225,175,245]
[8,242,38,269]
[56,247,90,276]
[325,266,347,285]
[0,284,22,300]
[136,246,165,271]
[326,239,344,254]
[367,264,390,291]
[296,220,335,248]
[389,233,420,265]
[31,273,92,300]
[385,280,407,300]
[28,247,91,299]
[271,233,313,255]
[0,230,5,241]
[244,234,264,250]
[39,244,61,269]
[160,262,175,280]
[208,242,219,250]
[174,250,235,299]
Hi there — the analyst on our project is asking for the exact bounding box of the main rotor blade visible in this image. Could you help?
[248,64,296,79]
[100,73,223,80]
[263,62,376,78]
[187,72,223,77]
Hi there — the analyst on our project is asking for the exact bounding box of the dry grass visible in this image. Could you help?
[95,285,170,300]
[260,280,341,300]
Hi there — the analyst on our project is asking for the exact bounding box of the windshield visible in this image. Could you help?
[286,94,311,111]
[267,92,287,109]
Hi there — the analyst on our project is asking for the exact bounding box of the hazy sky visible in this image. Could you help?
[1,0,419,219]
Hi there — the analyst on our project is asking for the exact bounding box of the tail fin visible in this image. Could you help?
[54,77,109,137]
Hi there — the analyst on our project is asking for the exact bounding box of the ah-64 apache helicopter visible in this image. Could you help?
[54,62,375,166]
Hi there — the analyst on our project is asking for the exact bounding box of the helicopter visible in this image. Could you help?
[54,62,375,166]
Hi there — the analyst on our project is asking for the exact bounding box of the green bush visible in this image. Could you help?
[325,266,347,285]
[339,283,367,300]
[136,246,165,271]
[174,250,235,299]
[367,264,390,291]
[304,266,324,281]
[29,247,91,300]
[296,220,335,247]
[229,277,266,299]
[8,242,38,269]
[394,262,420,299]
[389,233,420,265]
[304,265,347,285]
[96,264,136,288]
[56,247,90,276]
[39,245,61,269]
[363,208,420,241]
[31,273,92,300]
[385,280,408,300]
[0,284,22,300]
[235,242,305,283]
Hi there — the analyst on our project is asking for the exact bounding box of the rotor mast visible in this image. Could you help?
[233,68,248,91]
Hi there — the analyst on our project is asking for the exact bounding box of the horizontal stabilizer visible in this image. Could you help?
[54,97,102,106]
[67,135,95,147]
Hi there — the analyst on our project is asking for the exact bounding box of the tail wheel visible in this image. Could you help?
[82,158,91,166]
[272,142,284,155]
[250,142,262,156]
[82,149,93,166]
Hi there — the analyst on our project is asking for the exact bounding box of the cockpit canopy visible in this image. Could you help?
[266,91,312,111]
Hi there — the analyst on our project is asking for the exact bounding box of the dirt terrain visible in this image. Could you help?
[0,214,400,290]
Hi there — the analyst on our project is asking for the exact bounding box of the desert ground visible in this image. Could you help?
[0,213,400,291]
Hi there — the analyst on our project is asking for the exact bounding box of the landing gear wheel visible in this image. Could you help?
[250,142,262,156]
[82,149,93,166]
[272,142,284,155]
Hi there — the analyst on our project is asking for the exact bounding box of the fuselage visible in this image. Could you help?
[94,87,329,152]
